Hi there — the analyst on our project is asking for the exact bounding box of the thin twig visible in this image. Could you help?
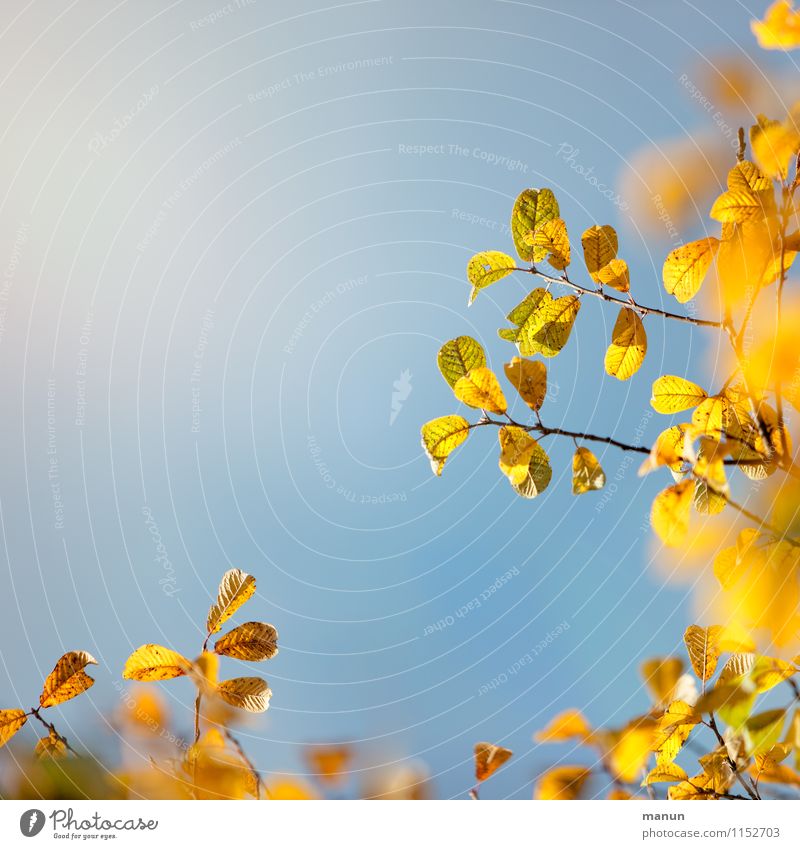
[223,728,264,799]
[29,707,79,756]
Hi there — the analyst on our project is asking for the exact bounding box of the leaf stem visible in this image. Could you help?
[28,706,78,756]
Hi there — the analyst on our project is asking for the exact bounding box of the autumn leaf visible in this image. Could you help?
[305,745,352,784]
[572,447,605,494]
[638,424,691,476]
[604,307,646,381]
[207,569,257,635]
[217,677,271,713]
[420,415,470,476]
[534,709,592,743]
[529,217,570,270]
[498,426,537,486]
[746,709,786,755]
[504,357,547,411]
[35,729,67,760]
[641,657,684,707]
[750,114,800,180]
[651,480,696,547]
[654,701,700,764]
[709,189,769,224]
[642,762,688,786]
[581,225,618,278]
[511,440,552,498]
[510,188,559,262]
[683,625,724,682]
[650,375,708,414]
[500,288,581,358]
[122,644,189,682]
[40,651,98,708]
[437,336,486,389]
[534,765,592,800]
[662,238,719,303]
[474,741,513,781]
[453,367,507,414]
[467,251,517,304]
[595,258,630,292]
[215,622,279,662]
[752,1,800,48]
[608,719,658,783]
[0,709,27,748]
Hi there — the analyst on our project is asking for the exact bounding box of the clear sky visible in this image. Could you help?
[0,0,791,799]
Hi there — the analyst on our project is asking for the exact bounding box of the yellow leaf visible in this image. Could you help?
[510,188,559,262]
[717,653,756,686]
[122,644,189,682]
[716,218,780,306]
[727,160,773,194]
[698,749,736,794]
[745,709,786,755]
[305,745,352,784]
[511,440,552,498]
[0,709,27,748]
[40,651,98,708]
[691,395,728,441]
[35,729,67,760]
[504,357,547,411]
[530,217,570,270]
[454,366,507,414]
[642,762,688,786]
[572,447,605,494]
[639,424,691,476]
[662,238,719,303]
[501,288,581,358]
[683,625,724,682]
[214,622,279,662]
[217,677,271,713]
[604,307,646,381]
[608,719,658,783]
[534,709,592,743]
[595,258,630,292]
[474,741,513,781]
[651,480,696,547]
[710,189,769,224]
[420,415,470,476]
[641,657,684,707]
[668,773,717,800]
[534,765,592,800]
[650,375,708,414]
[581,225,618,278]
[498,426,537,486]
[467,251,516,304]
[752,1,800,48]
[654,701,700,764]
[750,656,797,693]
[750,114,800,180]
[437,336,486,389]
[207,569,256,635]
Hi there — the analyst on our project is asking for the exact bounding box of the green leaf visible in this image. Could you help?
[437,336,486,388]
[510,188,560,262]
[420,415,470,476]
[501,288,581,358]
[467,251,516,304]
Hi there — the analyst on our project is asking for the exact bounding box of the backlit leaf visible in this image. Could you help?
[534,709,592,743]
[662,238,719,303]
[745,709,786,755]
[217,677,271,713]
[642,762,688,786]
[214,622,279,662]
[683,625,724,682]
[651,480,696,547]
[534,765,592,800]
[641,657,684,707]
[122,645,189,682]
[750,114,800,180]
[511,188,560,262]
[650,375,708,414]
[498,426,537,486]
[437,336,486,389]
[35,729,67,760]
[467,251,516,304]
[752,1,800,49]
[501,288,581,358]
[0,709,27,748]
[40,651,98,707]
[504,357,547,411]
[453,367,507,414]
[604,307,646,381]
[572,447,605,494]
[595,258,630,292]
[420,415,470,476]
[709,190,769,224]
[207,569,256,635]
[529,217,570,270]
[474,741,513,781]
[581,225,618,278]
[512,440,552,498]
